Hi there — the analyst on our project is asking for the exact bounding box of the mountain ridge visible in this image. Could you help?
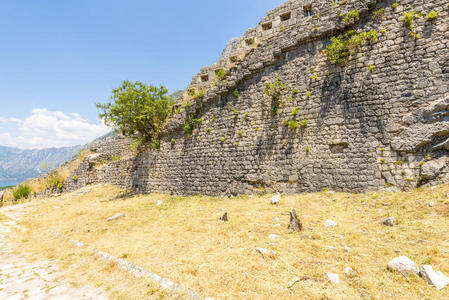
[0,144,82,187]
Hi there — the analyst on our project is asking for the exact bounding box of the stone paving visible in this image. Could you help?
[0,203,109,300]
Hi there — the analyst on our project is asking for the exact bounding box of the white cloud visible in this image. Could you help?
[0,108,110,149]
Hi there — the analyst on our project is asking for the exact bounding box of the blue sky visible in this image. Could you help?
[0,0,284,149]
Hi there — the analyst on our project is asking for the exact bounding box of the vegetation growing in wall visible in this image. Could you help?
[231,107,239,120]
[184,115,202,134]
[344,10,359,23]
[264,76,284,116]
[46,170,64,191]
[233,89,239,98]
[292,107,299,116]
[401,11,421,39]
[192,89,205,100]
[287,120,298,129]
[324,30,378,64]
[426,10,440,21]
[372,8,386,20]
[96,81,172,144]
[215,69,225,82]
[392,1,398,9]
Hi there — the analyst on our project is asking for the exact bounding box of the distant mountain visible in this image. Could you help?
[168,90,183,102]
[0,145,82,187]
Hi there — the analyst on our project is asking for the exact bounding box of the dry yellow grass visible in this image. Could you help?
[0,149,90,207]
[10,184,449,299]
[23,149,89,194]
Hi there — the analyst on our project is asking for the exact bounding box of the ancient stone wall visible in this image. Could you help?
[65,0,449,196]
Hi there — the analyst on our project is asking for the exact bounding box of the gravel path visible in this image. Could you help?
[0,203,109,300]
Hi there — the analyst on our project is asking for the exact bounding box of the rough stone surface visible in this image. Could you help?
[420,265,449,290]
[64,0,449,197]
[345,267,355,276]
[271,194,281,205]
[382,217,396,226]
[325,219,337,228]
[288,209,302,231]
[387,256,420,276]
[220,212,228,222]
[324,273,340,285]
[0,204,109,299]
[256,247,275,257]
[107,213,125,222]
[268,234,279,240]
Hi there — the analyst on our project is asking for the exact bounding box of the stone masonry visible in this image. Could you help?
[65,0,449,196]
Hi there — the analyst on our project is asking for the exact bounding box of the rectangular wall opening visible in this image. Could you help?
[262,22,272,31]
[280,12,291,21]
[201,75,209,82]
[304,5,312,17]
[230,56,238,63]
[245,38,255,46]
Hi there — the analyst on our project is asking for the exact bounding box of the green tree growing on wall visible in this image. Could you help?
[96,81,172,144]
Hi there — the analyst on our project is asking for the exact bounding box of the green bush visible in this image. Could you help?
[111,155,120,161]
[96,81,172,144]
[13,185,31,200]
[233,89,239,98]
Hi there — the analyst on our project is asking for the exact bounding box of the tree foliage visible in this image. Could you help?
[97,81,172,143]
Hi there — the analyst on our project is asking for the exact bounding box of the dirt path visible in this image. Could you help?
[0,203,109,300]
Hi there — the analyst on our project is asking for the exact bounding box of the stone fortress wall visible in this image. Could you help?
[65,0,449,196]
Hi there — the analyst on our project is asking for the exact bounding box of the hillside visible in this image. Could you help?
[0,145,81,187]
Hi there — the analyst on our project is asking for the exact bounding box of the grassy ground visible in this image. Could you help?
[8,184,449,299]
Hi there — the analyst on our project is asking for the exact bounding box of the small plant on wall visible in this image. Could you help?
[264,76,284,116]
[343,10,359,23]
[184,115,202,134]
